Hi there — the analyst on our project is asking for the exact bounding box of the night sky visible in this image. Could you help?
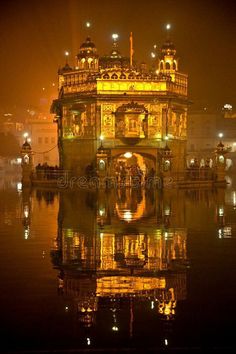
[0,0,235,116]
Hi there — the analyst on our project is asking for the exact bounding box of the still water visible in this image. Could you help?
[1,175,236,353]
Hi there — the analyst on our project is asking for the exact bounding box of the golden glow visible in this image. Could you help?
[166,23,171,30]
[96,276,166,296]
[86,22,91,28]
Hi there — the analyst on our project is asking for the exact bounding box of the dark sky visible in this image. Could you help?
[0,0,236,115]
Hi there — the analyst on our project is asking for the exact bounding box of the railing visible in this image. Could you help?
[32,169,70,181]
[171,168,215,182]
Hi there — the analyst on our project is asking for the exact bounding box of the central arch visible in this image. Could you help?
[110,150,157,186]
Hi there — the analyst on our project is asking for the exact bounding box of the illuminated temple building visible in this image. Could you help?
[51,31,188,181]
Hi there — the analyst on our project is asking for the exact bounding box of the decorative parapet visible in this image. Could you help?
[60,70,188,97]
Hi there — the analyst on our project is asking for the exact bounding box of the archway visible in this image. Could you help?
[111,152,156,186]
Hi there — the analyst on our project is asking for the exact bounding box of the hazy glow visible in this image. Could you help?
[151,52,156,58]
[218,133,223,138]
[23,132,29,138]
[65,51,69,56]
[100,134,104,141]
[86,21,91,28]
[166,23,171,30]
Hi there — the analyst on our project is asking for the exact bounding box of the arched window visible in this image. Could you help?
[165,62,171,70]
[24,155,29,164]
[111,73,118,79]
[99,159,106,171]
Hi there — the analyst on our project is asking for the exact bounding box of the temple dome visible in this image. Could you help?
[77,37,98,58]
[161,39,177,58]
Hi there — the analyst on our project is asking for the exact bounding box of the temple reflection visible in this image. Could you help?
[17,184,236,345]
[50,188,188,343]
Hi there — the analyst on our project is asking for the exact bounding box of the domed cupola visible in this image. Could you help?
[77,36,99,70]
[99,34,130,69]
[158,26,178,74]
[58,62,73,75]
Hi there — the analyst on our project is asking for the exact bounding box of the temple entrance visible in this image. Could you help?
[111,152,156,187]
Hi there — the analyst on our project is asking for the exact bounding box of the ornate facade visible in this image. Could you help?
[51,34,189,180]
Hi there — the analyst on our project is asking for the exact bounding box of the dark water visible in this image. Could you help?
[1,175,236,353]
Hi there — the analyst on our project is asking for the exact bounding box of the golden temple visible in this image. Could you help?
[51,30,189,183]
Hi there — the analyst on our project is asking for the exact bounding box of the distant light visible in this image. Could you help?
[17,158,22,164]
[151,301,155,309]
[100,134,104,141]
[23,132,29,139]
[99,208,105,216]
[52,83,55,87]
[112,33,119,40]
[155,69,159,75]
[65,51,69,56]
[112,326,119,331]
[124,152,132,158]
[224,103,232,110]
[165,136,169,140]
[42,87,45,91]
[153,44,157,49]
[233,142,236,146]
[164,231,168,240]
[28,138,31,143]
[100,232,104,238]
[233,191,236,206]
[24,228,29,240]
[219,207,224,216]
[86,337,91,345]
[218,229,223,239]
[65,306,69,312]
[166,23,171,30]
[151,52,156,58]
[86,21,91,28]
[218,133,223,139]
[17,182,22,192]
[164,338,168,346]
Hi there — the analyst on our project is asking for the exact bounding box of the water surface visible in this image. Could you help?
[0,175,236,352]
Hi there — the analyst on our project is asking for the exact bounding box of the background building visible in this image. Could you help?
[26,113,59,167]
